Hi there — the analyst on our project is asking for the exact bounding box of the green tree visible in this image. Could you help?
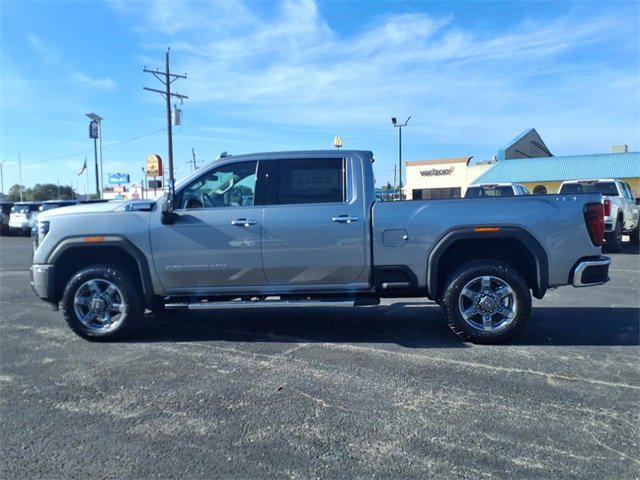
[7,184,32,201]
[31,184,76,201]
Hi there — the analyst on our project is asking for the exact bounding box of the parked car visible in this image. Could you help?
[31,150,610,344]
[558,179,639,251]
[8,202,41,235]
[1,202,13,235]
[464,183,531,198]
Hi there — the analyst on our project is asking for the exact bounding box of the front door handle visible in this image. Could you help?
[231,218,257,227]
[331,215,359,224]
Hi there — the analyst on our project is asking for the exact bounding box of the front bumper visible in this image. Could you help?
[9,222,30,231]
[31,264,56,303]
[571,256,610,287]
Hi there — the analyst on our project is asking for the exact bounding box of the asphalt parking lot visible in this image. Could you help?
[1,236,638,479]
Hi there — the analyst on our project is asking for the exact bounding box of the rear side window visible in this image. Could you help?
[559,182,619,196]
[465,186,515,197]
[262,158,345,205]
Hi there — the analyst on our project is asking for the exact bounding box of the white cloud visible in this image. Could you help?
[69,73,117,91]
[111,0,640,156]
[26,34,61,65]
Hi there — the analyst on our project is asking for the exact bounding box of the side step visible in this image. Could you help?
[165,299,359,311]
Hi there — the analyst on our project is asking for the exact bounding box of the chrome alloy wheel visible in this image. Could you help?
[457,275,517,333]
[73,279,127,332]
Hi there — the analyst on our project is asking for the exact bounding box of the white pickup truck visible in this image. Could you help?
[559,179,639,251]
[465,183,531,198]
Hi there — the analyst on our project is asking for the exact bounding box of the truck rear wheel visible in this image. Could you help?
[61,264,143,341]
[604,220,623,253]
[441,260,531,344]
[630,223,639,245]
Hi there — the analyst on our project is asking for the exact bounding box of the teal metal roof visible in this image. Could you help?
[472,152,640,184]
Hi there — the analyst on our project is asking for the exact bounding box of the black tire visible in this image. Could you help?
[629,223,639,245]
[441,259,532,344]
[604,220,623,253]
[61,264,143,341]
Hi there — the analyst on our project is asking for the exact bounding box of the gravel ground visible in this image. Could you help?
[1,235,638,479]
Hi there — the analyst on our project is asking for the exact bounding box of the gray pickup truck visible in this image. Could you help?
[31,150,610,343]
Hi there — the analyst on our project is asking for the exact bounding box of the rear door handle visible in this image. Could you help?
[331,215,359,224]
[231,218,257,227]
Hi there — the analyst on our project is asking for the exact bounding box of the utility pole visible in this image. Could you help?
[391,116,411,201]
[18,151,23,201]
[143,48,188,197]
[192,147,197,171]
[0,160,4,197]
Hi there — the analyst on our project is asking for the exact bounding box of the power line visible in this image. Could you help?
[10,127,167,166]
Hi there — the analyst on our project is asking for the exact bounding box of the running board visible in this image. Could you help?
[164,299,357,311]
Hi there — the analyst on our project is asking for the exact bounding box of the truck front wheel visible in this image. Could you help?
[61,264,143,341]
[441,260,531,344]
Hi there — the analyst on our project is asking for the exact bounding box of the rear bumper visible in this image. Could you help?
[31,264,56,303]
[571,256,610,287]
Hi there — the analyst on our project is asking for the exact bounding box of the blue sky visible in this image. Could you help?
[1,0,638,193]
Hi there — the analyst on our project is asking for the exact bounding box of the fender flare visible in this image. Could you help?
[48,236,155,306]
[427,226,549,299]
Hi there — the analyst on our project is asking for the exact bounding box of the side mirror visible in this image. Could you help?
[161,191,176,225]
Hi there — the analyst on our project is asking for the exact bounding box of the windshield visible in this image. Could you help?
[559,182,618,196]
[465,186,514,197]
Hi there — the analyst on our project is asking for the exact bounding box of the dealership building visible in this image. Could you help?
[405,128,640,199]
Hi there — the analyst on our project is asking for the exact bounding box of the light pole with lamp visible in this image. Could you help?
[86,113,103,197]
[391,116,410,200]
[0,160,4,197]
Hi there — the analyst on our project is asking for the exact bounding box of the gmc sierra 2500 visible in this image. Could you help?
[31,150,610,343]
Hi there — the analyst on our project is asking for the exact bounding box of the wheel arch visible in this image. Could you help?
[48,237,154,307]
[427,227,549,300]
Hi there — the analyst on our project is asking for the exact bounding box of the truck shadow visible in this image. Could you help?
[616,242,639,255]
[130,305,639,347]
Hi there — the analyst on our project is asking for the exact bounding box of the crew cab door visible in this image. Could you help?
[259,156,367,286]
[149,160,265,291]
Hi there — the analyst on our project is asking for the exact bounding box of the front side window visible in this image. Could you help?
[263,158,345,205]
[178,161,258,209]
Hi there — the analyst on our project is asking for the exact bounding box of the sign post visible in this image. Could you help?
[146,155,164,198]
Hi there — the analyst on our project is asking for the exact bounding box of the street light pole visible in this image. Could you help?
[391,116,411,200]
[93,137,99,197]
[98,123,104,195]
[18,151,23,202]
[86,113,103,198]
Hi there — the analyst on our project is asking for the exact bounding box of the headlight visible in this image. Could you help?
[37,220,50,244]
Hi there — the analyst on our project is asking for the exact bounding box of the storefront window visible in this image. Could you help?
[412,187,461,200]
[533,185,547,195]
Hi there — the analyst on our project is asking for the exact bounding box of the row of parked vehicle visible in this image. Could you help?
[465,179,640,252]
[0,200,107,236]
